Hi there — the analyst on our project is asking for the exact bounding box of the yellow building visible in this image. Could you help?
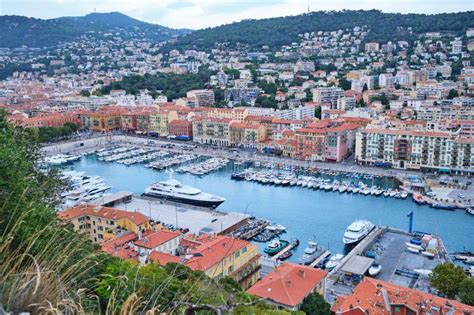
[183,236,260,290]
[149,110,178,136]
[90,107,124,132]
[192,117,232,146]
[229,122,267,149]
[208,108,248,121]
[57,205,152,244]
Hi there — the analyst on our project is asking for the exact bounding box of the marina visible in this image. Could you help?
[49,145,474,262]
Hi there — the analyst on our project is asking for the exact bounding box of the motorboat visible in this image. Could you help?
[144,172,225,208]
[325,253,344,271]
[343,220,375,245]
[264,239,289,256]
[368,263,382,276]
[466,207,474,215]
[298,240,324,265]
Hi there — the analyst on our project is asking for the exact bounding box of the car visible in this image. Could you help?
[458,193,465,199]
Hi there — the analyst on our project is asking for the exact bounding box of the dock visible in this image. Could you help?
[309,250,331,267]
[272,239,300,261]
[239,220,269,240]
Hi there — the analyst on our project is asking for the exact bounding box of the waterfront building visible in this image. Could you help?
[207,108,248,121]
[58,204,152,244]
[149,110,178,136]
[355,128,474,173]
[14,112,81,129]
[332,277,474,315]
[90,107,124,132]
[247,262,327,311]
[192,117,232,146]
[121,111,138,132]
[136,110,151,133]
[183,235,260,290]
[168,119,193,139]
[186,89,215,107]
[229,122,267,149]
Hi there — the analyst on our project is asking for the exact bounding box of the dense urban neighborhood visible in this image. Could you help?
[1,8,474,315]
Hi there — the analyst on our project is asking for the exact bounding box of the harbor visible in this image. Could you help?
[43,139,474,262]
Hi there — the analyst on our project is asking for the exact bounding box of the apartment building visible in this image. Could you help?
[168,119,193,139]
[57,205,152,244]
[186,89,215,107]
[192,117,232,146]
[134,230,182,263]
[312,87,344,107]
[149,110,178,136]
[183,236,260,290]
[90,107,124,132]
[355,128,474,173]
[207,108,248,121]
[229,122,267,149]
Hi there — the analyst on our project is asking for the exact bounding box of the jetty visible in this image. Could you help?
[272,238,300,261]
[309,250,331,267]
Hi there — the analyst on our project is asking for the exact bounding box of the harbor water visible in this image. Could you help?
[67,155,474,262]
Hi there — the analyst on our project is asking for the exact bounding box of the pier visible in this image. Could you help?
[309,250,331,267]
[271,238,300,261]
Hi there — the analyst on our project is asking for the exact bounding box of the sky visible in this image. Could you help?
[1,0,473,30]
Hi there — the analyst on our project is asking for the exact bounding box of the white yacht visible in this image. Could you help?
[144,176,225,208]
[298,240,324,265]
[342,220,375,245]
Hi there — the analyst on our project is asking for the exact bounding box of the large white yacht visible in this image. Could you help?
[342,220,375,245]
[144,177,225,208]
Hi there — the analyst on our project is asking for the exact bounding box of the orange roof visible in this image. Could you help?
[247,262,327,307]
[149,251,181,266]
[101,232,139,260]
[169,119,192,127]
[230,122,260,129]
[362,128,452,138]
[134,230,181,249]
[332,277,474,315]
[58,205,149,226]
[184,236,249,271]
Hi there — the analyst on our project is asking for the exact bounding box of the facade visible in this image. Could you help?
[192,117,232,146]
[168,119,193,139]
[312,87,344,107]
[57,205,152,244]
[186,89,215,107]
[332,277,474,315]
[149,110,178,136]
[229,122,267,149]
[355,128,474,173]
[183,236,260,290]
[247,262,327,310]
[90,108,123,132]
[134,230,182,263]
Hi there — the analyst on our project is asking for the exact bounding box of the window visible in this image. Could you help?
[235,251,240,259]
[242,247,247,254]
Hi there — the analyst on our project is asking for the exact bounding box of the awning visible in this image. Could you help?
[341,255,374,276]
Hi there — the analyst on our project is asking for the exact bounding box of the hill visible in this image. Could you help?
[0,12,192,48]
[163,10,474,52]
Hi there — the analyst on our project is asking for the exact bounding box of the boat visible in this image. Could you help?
[264,239,289,256]
[143,171,225,208]
[265,224,286,233]
[407,247,421,254]
[278,250,293,261]
[368,263,382,276]
[412,193,427,205]
[298,240,325,265]
[429,203,457,211]
[466,207,474,215]
[343,220,375,245]
[325,253,344,271]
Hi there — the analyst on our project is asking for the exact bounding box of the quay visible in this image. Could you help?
[309,250,331,268]
[325,226,449,304]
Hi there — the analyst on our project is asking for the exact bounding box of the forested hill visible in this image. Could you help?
[163,10,474,52]
[0,12,192,48]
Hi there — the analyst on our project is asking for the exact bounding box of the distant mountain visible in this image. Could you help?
[163,10,474,52]
[0,12,192,48]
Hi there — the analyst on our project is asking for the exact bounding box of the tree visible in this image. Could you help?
[300,292,331,315]
[362,83,368,92]
[447,89,459,99]
[80,89,90,97]
[459,278,474,306]
[430,263,467,298]
[64,122,78,132]
[315,106,322,119]
[338,77,352,91]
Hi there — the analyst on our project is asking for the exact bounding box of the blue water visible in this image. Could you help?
[67,156,474,261]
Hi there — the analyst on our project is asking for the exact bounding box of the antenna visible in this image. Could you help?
[307,1,310,13]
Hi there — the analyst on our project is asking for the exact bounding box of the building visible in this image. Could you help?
[149,110,178,136]
[229,122,267,149]
[355,128,474,173]
[247,262,327,311]
[134,230,182,263]
[183,236,260,290]
[186,89,215,107]
[225,87,262,106]
[207,108,248,121]
[192,117,232,146]
[332,277,474,315]
[168,119,193,139]
[90,107,124,132]
[57,204,152,244]
[312,87,344,107]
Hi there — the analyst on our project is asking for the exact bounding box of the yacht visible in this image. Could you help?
[144,177,225,208]
[298,240,324,265]
[343,220,375,245]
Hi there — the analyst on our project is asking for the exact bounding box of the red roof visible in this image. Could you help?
[149,251,181,265]
[332,277,474,315]
[184,236,249,271]
[247,262,327,307]
[134,230,181,249]
[58,205,149,226]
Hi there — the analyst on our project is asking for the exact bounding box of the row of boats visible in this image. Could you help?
[44,153,82,165]
[146,154,199,170]
[177,157,230,176]
[232,170,408,199]
[60,170,111,206]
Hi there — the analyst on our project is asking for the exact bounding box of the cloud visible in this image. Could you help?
[1,0,473,29]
